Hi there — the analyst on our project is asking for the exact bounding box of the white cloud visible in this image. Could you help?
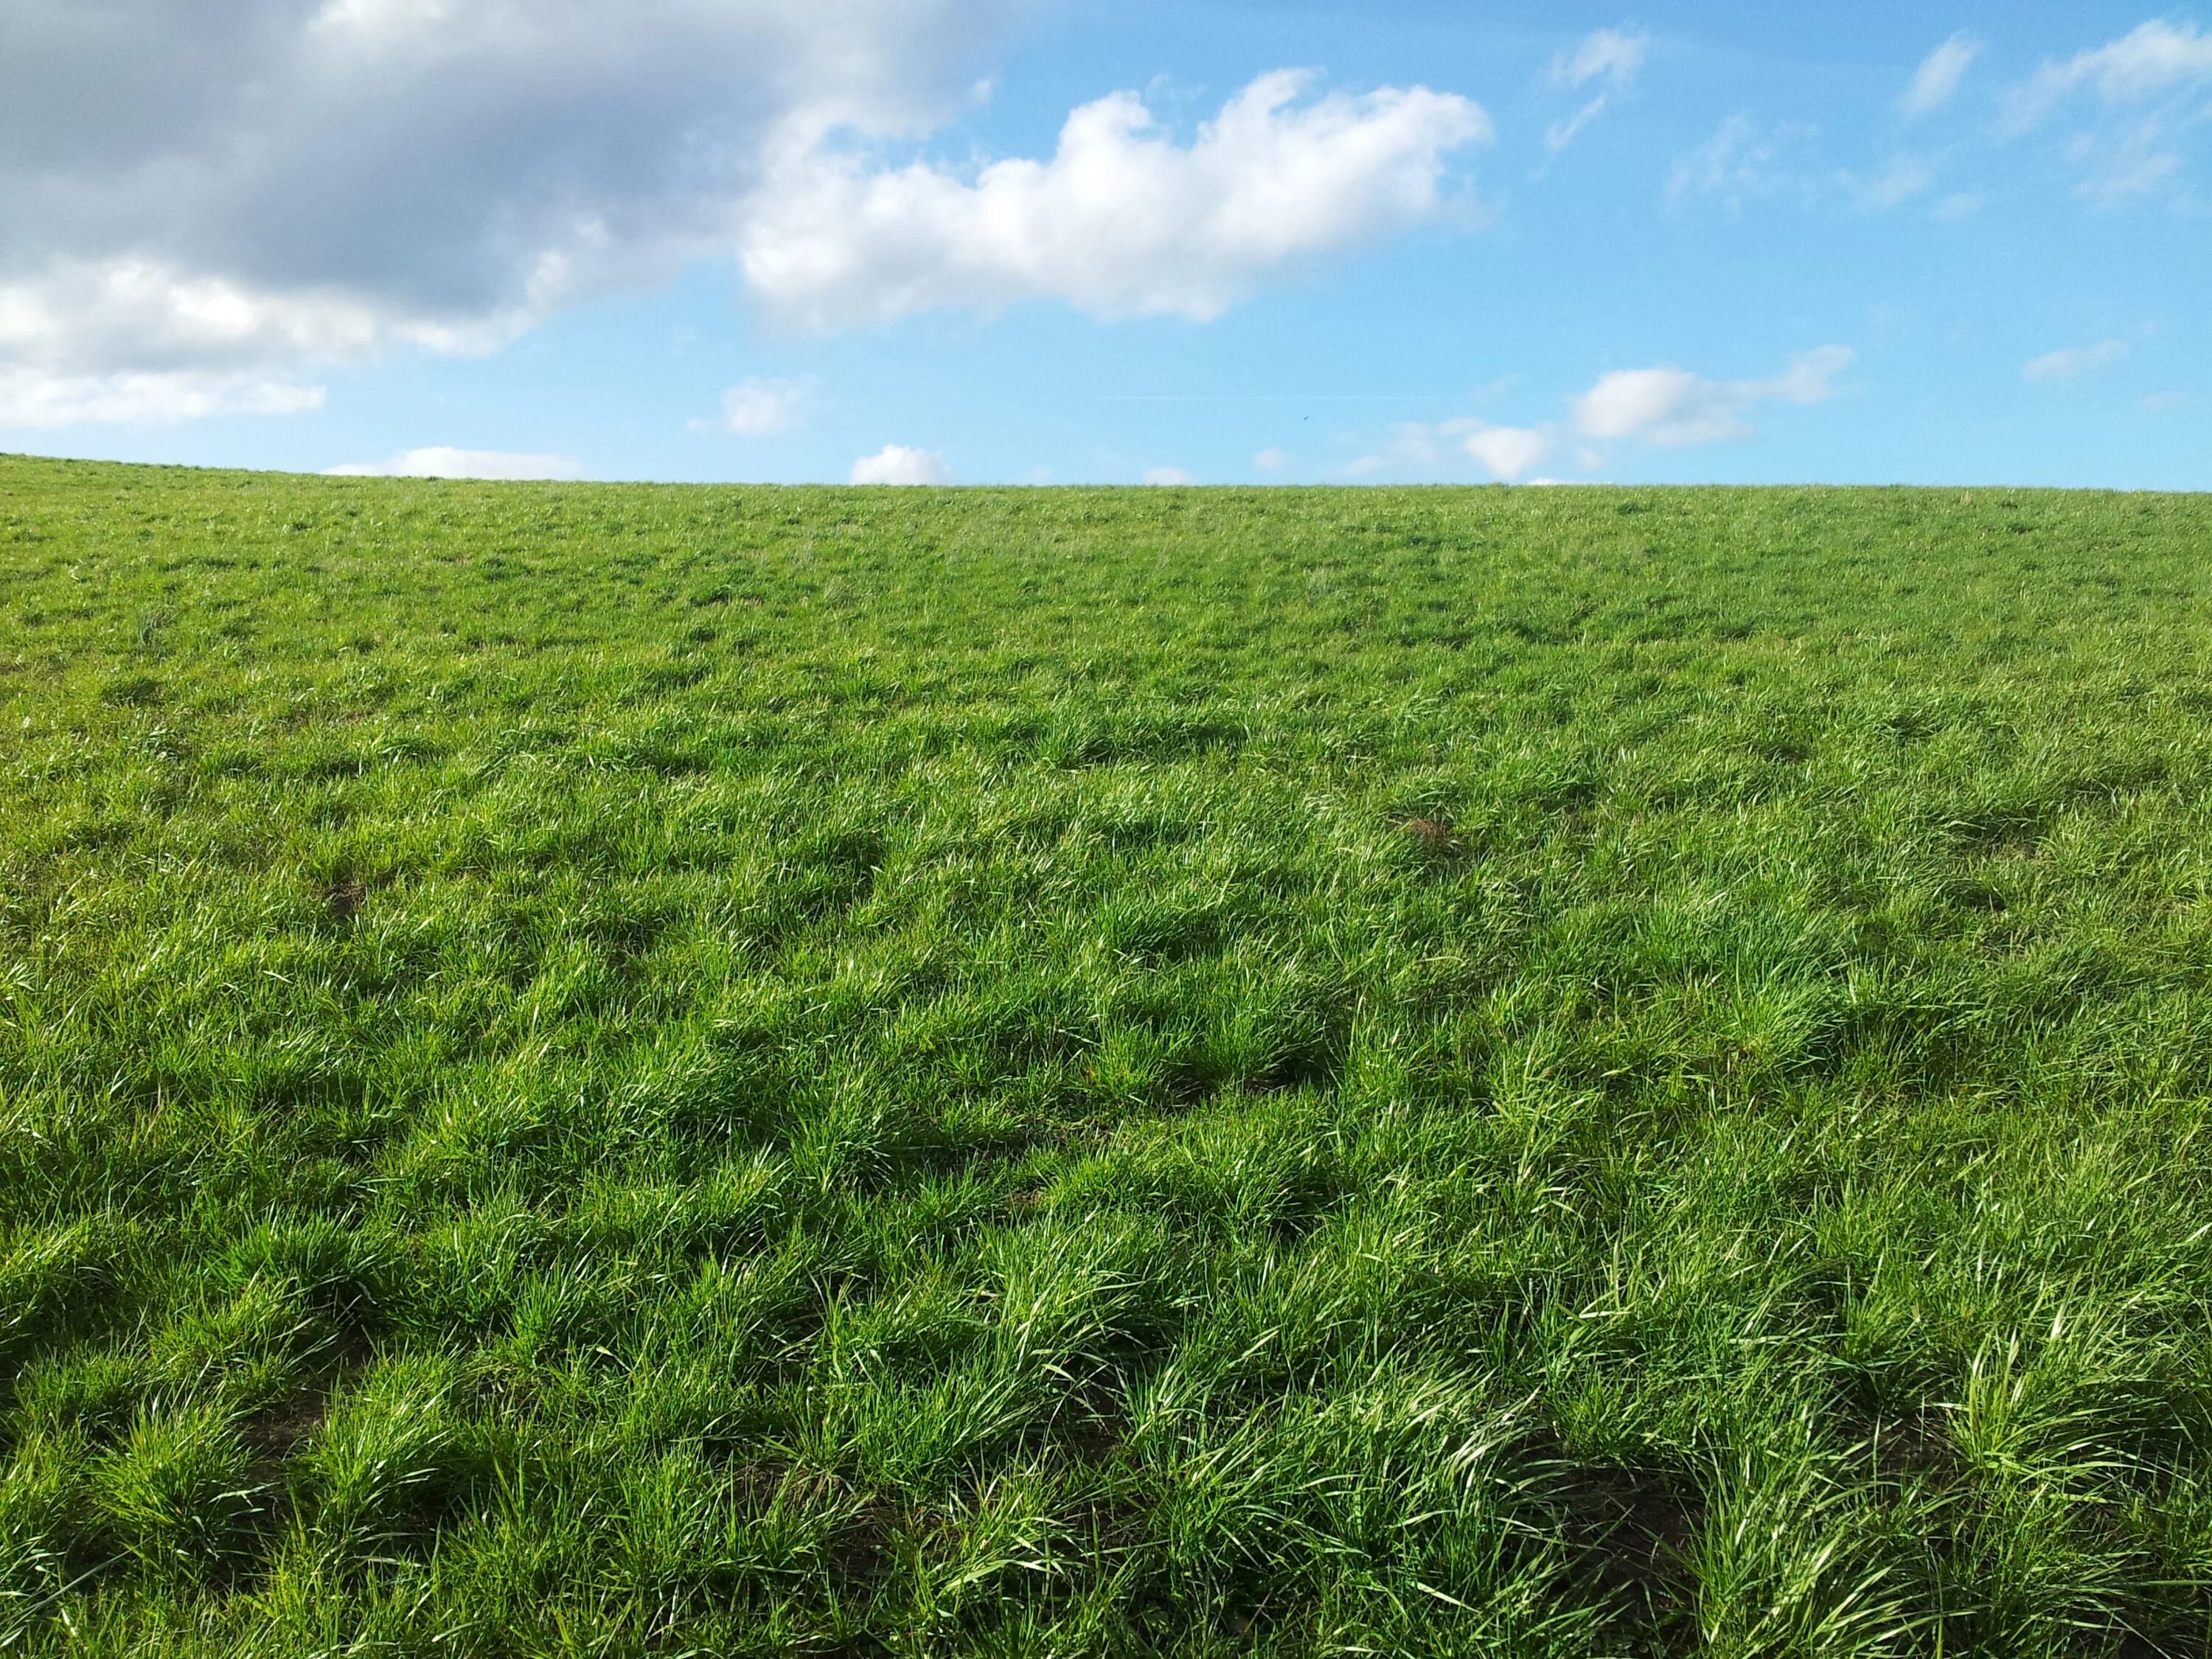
[849,443,949,484]
[1142,467,1194,486]
[0,366,324,429]
[1668,114,1942,217]
[0,260,414,375]
[1253,447,1289,473]
[2065,119,2189,203]
[1933,190,1987,220]
[1,10,1500,428]
[1461,423,1554,482]
[1856,153,1938,211]
[2023,339,2128,381]
[1555,27,1651,91]
[717,377,816,437]
[1341,420,1457,479]
[2003,20,2212,132]
[1576,368,1735,445]
[1339,349,1847,480]
[0,0,1015,416]
[1667,114,1820,208]
[740,69,1491,330]
[1902,33,1983,121]
[1545,102,1609,155]
[326,447,586,480]
[1573,347,1851,447]
[1999,20,2212,200]
[1546,27,1649,153]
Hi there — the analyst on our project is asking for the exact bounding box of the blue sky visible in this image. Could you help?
[1,0,2205,487]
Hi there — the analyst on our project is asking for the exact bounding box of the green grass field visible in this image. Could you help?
[4,454,2212,1656]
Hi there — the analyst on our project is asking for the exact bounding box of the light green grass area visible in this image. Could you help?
[3,454,2212,1655]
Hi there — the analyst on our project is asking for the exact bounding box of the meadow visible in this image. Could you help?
[4,453,2212,1656]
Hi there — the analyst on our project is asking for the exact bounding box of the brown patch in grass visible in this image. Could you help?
[242,1391,335,1476]
[1061,1489,1148,1559]
[731,1465,902,1588]
[1871,1415,1951,1482]
[240,1325,376,1492]
[323,879,366,921]
[1058,1394,1127,1465]
[1551,1461,1702,1641]
[1398,815,1461,858]
[828,1499,900,1584]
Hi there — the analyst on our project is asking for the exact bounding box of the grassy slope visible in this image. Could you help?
[3,455,2212,1655]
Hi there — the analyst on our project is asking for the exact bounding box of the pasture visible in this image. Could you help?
[3,455,2211,1655]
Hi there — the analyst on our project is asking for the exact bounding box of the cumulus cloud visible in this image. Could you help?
[1573,347,1851,446]
[326,448,587,480]
[1253,448,1289,473]
[849,443,949,484]
[2,8,1503,425]
[1461,423,1555,482]
[740,70,1491,330]
[716,377,816,437]
[0,260,402,375]
[0,366,323,430]
[2023,339,2128,381]
[0,0,1015,420]
[1902,33,1983,120]
[1142,467,1194,486]
[1342,349,1846,481]
[1547,26,1650,153]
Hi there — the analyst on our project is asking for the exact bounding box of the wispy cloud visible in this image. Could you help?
[1555,26,1651,91]
[1667,114,1820,208]
[1999,20,2212,203]
[1668,120,1945,217]
[1547,26,1651,153]
[2023,339,2128,382]
[1856,153,1938,212]
[1902,33,1983,121]
[2002,20,2212,134]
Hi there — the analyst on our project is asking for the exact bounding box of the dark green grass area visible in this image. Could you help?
[4,455,2212,1655]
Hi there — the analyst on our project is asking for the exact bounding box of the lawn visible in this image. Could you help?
[4,453,2212,1655]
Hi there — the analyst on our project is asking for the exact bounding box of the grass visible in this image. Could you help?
[2,453,2211,1655]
